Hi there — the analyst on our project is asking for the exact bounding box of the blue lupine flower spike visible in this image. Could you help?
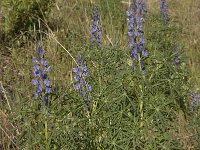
[127,0,148,73]
[73,56,92,112]
[191,94,200,112]
[90,7,102,46]
[32,46,51,110]
[142,0,147,18]
[160,0,169,22]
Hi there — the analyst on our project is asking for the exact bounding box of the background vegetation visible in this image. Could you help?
[0,0,199,149]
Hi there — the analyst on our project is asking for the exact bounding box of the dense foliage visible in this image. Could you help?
[1,0,55,40]
[0,0,199,149]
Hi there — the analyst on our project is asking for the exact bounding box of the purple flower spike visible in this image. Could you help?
[143,0,147,17]
[160,0,169,22]
[32,46,52,110]
[73,56,92,112]
[191,93,200,112]
[90,7,102,46]
[127,0,148,73]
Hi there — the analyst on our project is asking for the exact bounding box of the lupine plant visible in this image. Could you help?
[126,0,150,135]
[142,0,147,17]
[32,46,51,110]
[32,46,52,149]
[1,0,199,149]
[127,0,148,73]
[160,0,169,22]
[191,93,200,111]
[173,45,181,65]
[73,56,92,112]
[90,7,102,46]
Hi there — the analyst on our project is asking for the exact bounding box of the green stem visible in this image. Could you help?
[138,54,144,128]
[45,119,49,149]
[139,97,144,128]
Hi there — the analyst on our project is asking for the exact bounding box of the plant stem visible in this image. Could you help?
[45,119,49,149]
[138,55,144,128]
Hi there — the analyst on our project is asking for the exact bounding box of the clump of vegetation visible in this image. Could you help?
[0,0,199,149]
[1,0,55,41]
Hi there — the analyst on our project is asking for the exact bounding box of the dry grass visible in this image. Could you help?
[148,0,200,87]
[0,98,17,149]
[170,0,200,87]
